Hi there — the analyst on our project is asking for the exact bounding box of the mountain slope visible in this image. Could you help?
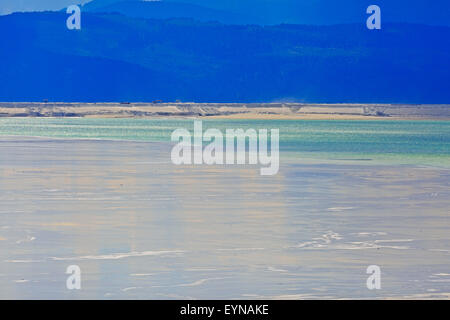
[173,0,450,26]
[1,11,449,102]
[82,0,257,24]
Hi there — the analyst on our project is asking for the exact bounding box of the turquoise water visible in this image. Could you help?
[1,119,449,299]
[0,118,449,167]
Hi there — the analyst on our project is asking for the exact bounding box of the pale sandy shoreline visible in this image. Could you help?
[1,102,449,120]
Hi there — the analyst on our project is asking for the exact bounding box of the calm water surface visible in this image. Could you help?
[0,119,449,299]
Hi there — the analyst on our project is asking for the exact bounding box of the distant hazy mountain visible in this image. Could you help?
[1,11,449,102]
[82,0,259,24]
[82,0,126,11]
[82,0,450,26]
[172,0,450,26]
[2,0,449,26]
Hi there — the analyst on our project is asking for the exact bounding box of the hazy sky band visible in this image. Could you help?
[1,0,447,14]
[0,0,91,15]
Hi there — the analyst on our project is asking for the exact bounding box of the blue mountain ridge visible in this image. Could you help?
[81,0,259,25]
[1,11,449,102]
[82,0,450,26]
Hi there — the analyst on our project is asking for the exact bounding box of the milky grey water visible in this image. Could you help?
[0,137,449,299]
